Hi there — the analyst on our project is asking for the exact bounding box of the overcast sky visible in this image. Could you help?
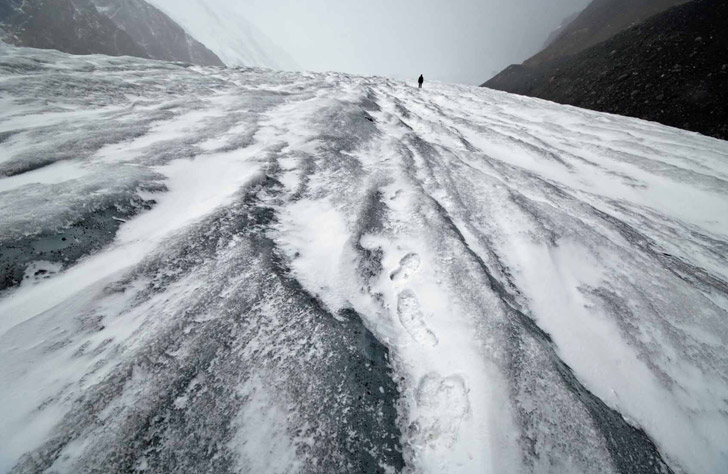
[234,0,591,85]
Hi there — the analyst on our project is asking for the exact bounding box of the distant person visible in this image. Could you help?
[418,74,424,89]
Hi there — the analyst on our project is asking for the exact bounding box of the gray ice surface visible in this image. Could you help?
[0,45,727,474]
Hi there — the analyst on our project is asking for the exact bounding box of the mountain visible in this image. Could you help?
[0,0,147,58]
[144,0,297,70]
[527,0,690,67]
[0,0,24,23]
[541,10,581,50]
[0,0,223,66]
[485,0,728,141]
[1,44,727,474]
[90,0,224,66]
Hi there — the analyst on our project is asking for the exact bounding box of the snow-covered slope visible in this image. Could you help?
[0,45,727,474]
[144,0,297,70]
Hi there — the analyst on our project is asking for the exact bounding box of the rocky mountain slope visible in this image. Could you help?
[527,0,690,66]
[0,0,147,59]
[0,0,223,66]
[485,0,728,140]
[541,10,581,50]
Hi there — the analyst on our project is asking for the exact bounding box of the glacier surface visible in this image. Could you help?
[0,45,727,474]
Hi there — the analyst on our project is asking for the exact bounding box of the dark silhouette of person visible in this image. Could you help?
[418,74,424,89]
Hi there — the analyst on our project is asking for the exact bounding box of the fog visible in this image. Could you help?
[237,0,591,85]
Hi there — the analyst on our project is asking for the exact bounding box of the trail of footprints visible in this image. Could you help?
[390,253,438,347]
[389,252,470,449]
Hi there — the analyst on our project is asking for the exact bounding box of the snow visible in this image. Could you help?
[228,375,303,474]
[1,45,727,474]
[143,0,297,70]
[0,160,89,194]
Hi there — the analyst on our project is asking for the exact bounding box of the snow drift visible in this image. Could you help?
[0,45,727,474]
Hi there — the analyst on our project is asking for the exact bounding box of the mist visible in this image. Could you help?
[235,0,591,85]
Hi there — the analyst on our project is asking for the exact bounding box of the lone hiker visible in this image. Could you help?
[418,74,424,89]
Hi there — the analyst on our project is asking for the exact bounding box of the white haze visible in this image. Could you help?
[238,0,592,84]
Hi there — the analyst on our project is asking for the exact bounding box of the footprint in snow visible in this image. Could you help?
[397,289,438,347]
[410,373,470,448]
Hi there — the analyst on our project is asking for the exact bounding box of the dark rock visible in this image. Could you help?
[1,0,147,58]
[524,0,691,67]
[0,0,224,67]
[484,0,728,141]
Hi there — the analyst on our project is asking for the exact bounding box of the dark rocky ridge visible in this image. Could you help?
[0,0,224,66]
[485,0,728,141]
[1,0,147,58]
[528,0,690,67]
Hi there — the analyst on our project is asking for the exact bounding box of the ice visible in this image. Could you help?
[0,45,727,474]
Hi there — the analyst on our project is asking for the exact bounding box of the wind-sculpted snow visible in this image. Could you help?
[1,45,727,474]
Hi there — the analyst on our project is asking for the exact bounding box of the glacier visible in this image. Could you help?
[0,45,727,474]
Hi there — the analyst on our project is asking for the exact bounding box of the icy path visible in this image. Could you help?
[1,46,727,474]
